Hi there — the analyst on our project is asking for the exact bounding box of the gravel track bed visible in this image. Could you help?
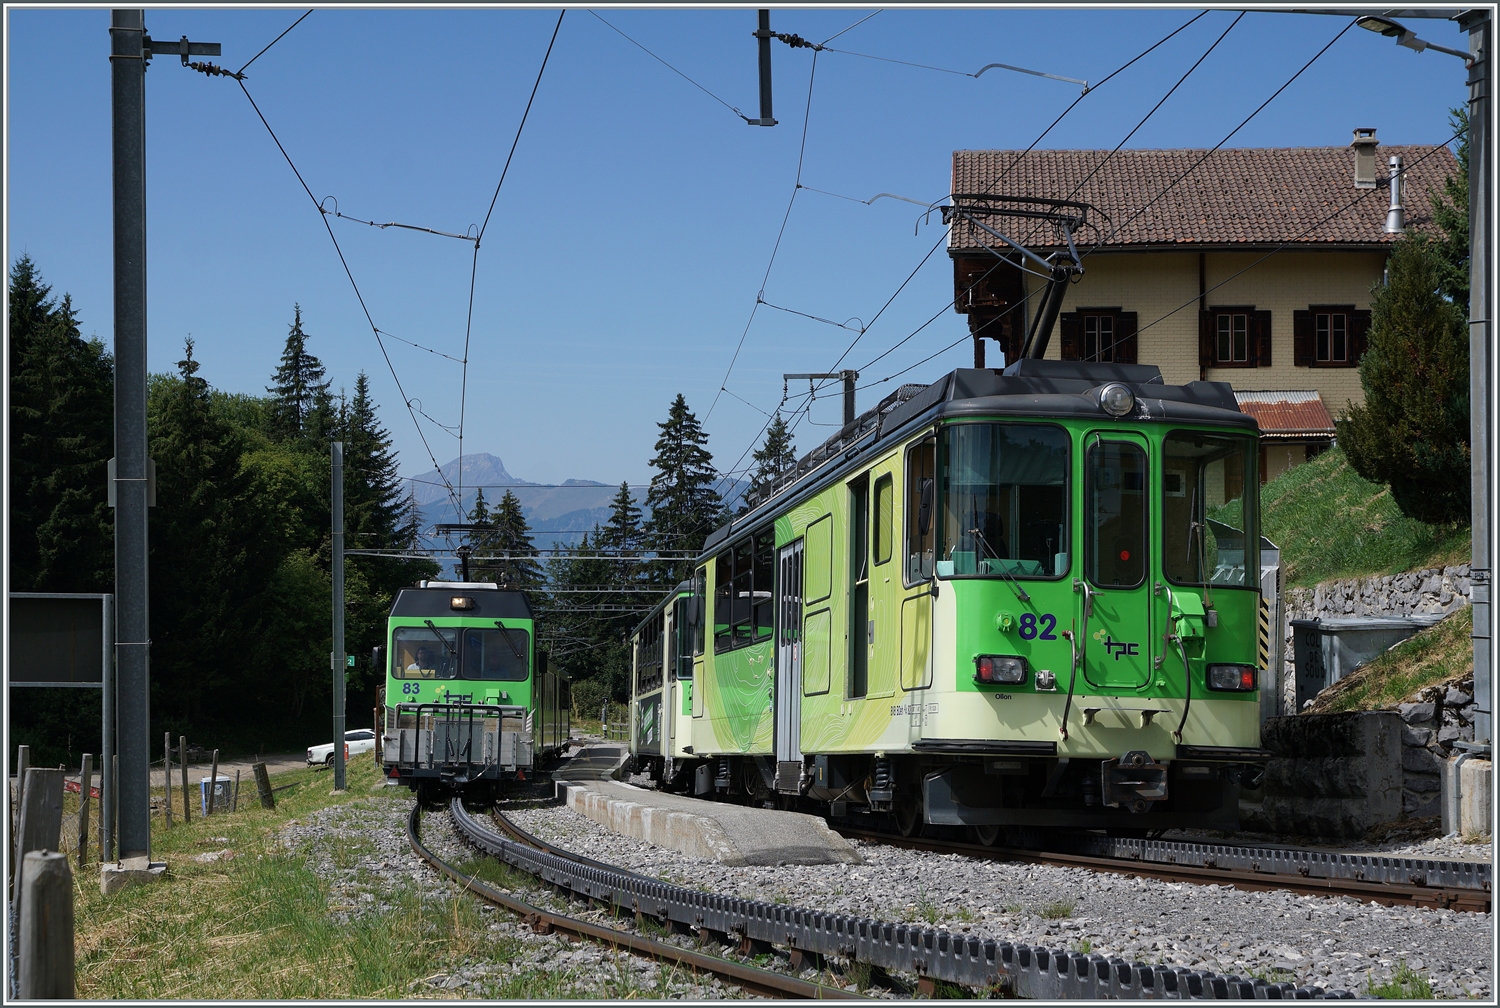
[275,788,758,999]
[508,798,1493,1000]
[1162,821,1493,864]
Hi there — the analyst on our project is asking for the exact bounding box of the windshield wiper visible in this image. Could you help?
[970,527,1030,603]
[423,619,459,660]
[494,620,526,661]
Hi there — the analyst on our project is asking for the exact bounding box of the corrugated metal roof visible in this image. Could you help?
[1234,390,1335,438]
[950,144,1458,252]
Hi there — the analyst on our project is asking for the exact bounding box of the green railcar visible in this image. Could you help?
[629,582,699,788]
[380,580,569,803]
[631,360,1275,835]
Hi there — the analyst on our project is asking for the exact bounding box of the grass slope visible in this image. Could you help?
[1303,606,1473,715]
[1260,447,1469,588]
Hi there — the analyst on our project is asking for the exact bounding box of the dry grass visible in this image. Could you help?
[1302,606,1473,715]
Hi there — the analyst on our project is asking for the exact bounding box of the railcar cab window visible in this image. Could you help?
[391,625,529,680]
[714,530,775,653]
[1162,432,1258,588]
[936,424,1069,579]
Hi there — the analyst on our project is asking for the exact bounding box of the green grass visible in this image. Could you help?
[1305,606,1473,714]
[1260,447,1469,588]
[1036,899,1075,920]
[1366,961,1435,999]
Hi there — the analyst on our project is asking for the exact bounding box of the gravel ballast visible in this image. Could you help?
[509,796,1494,1000]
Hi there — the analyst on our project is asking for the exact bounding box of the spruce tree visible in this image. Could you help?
[463,488,498,582]
[1425,107,1469,312]
[492,490,544,589]
[8,255,115,593]
[1337,237,1470,525]
[742,412,796,513]
[643,394,722,583]
[266,304,334,443]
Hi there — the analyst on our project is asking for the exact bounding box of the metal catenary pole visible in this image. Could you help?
[1462,9,1492,746]
[109,8,151,862]
[332,441,347,791]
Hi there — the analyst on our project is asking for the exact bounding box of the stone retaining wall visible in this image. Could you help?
[1248,712,1403,838]
[1396,673,1477,818]
[1280,564,1471,715]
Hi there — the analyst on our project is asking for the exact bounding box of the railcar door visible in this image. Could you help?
[774,540,805,766]
[1081,432,1153,689]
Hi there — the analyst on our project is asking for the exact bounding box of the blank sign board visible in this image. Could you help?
[8,594,109,685]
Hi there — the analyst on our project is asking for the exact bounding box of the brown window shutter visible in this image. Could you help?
[1059,312,1081,360]
[1349,309,1372,363]
[1199,311,1215,370]
[1115,312,1138,364]
[1293,310,1314,366]
[1254,310,1273,367]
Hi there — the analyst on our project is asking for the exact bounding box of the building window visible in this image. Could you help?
[1059,308,1137,363]
[1316,312,1348,363]
[1200,307,1269,369]
[1294,305,1370,368]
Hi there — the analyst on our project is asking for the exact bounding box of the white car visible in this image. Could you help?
[307,729,378,767]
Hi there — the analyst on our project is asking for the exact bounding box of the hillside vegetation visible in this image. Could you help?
[1260,447,1469,588]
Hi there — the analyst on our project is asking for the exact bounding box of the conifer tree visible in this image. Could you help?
[643,394,722,583]
[8,255,114,593]
[266,304,333,443]
[1337,237,1470,525]
[742,412,796,513]
[1425,107,1470,312]
[492,490,544,589]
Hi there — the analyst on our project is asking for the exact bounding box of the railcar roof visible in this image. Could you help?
[632,581,692,638]
[389,586,534,620]
[709,361,1254,551]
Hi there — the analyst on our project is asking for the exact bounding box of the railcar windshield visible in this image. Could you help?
[390,625,530,680]
[937,423,1070,578]
[1162,432,1258,588]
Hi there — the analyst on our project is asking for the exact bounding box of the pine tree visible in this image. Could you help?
[492,490,544,589]
[742,412,796,514]
[1425,106,1470,312]
[463,488,498,582]
[340,372,436,582]
[8,255,115,593]
[266,304,334,443]
[643,394,722,584]
[1337,237,1470,525]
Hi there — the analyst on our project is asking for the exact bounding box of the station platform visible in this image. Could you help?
[552,741,630,781]
[556,779,862,867]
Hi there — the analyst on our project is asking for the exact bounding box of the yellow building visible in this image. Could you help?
[948,130,1460,479]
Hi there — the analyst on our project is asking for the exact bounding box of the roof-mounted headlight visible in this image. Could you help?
[1099,383,1134,417]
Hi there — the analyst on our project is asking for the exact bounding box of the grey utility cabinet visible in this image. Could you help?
[1290,615,1445,711]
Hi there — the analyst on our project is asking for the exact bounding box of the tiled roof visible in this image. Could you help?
[1234,390,1335,438]
[950,144,1459,252]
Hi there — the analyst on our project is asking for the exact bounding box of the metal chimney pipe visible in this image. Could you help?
[1385,154,1406,233]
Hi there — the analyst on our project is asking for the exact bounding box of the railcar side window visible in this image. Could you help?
[937,424,1068,579]
[906,438,937,583]
[391,626,459,679]
[691,567,707,658]
[1086,441,1147,589]
[873,474,894,566]
[1162,432,1258,587]
[713,533,776,653]
[635,613,664,691]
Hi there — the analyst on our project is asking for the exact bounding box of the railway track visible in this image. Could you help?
[833,826,1492,913]
[406,803,867,1000]
[433,796,1358,1000]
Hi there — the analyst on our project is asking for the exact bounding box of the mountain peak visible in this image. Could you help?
[407,453,535,505]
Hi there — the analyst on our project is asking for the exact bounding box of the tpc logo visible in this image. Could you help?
[1093,627,1140,661]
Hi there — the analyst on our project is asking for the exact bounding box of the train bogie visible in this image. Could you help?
[632,361,1276,833]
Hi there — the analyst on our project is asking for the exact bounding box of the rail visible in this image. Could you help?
[450,798,1357,999]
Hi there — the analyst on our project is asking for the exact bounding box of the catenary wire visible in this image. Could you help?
[458,10,566,519]
[820,10,882,46]
[589,10,752,122]
[237,9,313,75]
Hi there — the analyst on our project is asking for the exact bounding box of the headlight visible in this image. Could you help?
[975,655,1027,685]
[1206,664,1258,691]
[1099,383,1135,416]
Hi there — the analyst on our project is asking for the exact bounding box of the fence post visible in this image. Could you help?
[231,768,241,813]
[178,737,190,824]
[207,749,220,816]
[77,755,94,869]
[162,732,173,828]
[12,745,30,840]
[12,768,65,911]
[18,850,74,999]
[252,762,275,809]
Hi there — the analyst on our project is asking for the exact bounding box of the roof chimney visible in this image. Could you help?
[1351,128,1379,188]
[1385,154,1406,233]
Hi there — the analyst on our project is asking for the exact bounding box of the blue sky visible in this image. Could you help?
[6,6,1471,508]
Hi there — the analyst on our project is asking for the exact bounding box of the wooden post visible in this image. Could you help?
[207,749,220,816]
[231,768,241,813]
[12,744,30,847]
[77,755,94,869]
[18,850,74,999]
[13,768,65,909]
[162,733,173,828]
[252,761,275,809]
[178,736,191,823]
